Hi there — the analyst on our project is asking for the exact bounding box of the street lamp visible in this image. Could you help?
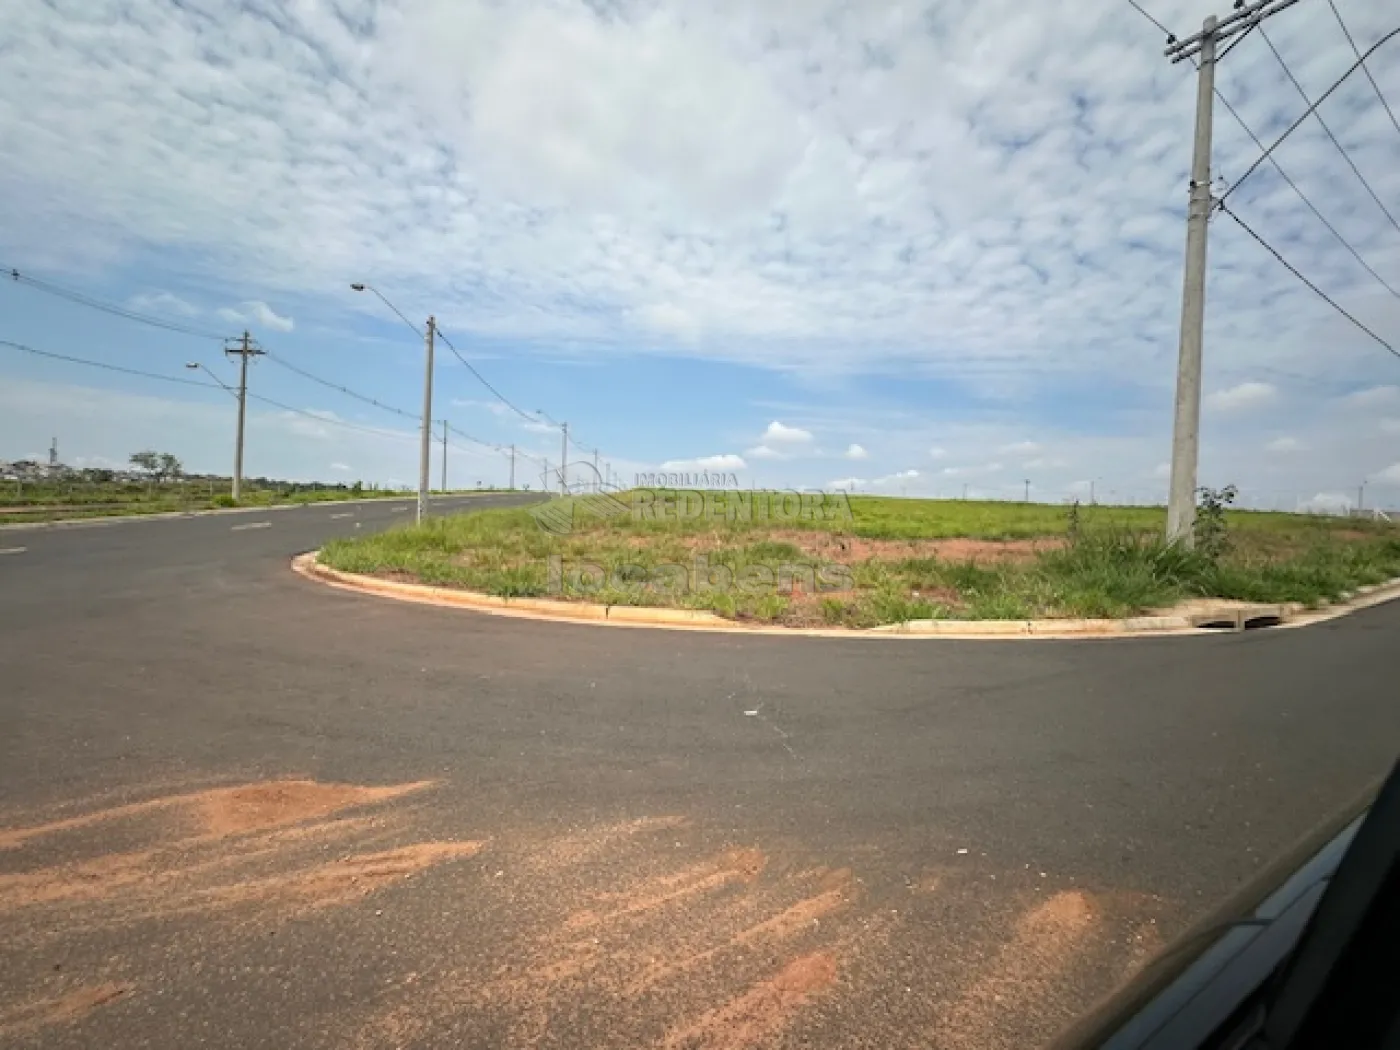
[187,362,244,498]
[352,282,435,524]
[537,409,568,495]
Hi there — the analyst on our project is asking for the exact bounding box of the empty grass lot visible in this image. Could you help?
[318,491,1400,628]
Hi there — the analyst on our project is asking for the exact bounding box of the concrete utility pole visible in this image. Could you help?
[417,317,435,523]
[1161,0,1303,546]
[225,330,264,502]
[509,445,516,490]
[1024,479,1030,503]
[593,449,600,493]
[560,422,569,496]
[440,419,448,493]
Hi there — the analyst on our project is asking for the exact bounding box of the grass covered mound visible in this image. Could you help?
[318,491,1400,628]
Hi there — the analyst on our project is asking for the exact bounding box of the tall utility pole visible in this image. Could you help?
[1024,479,1030,503]
[225,330,264,501]
[1161,0,1303,545]
[509,445,516,490]
[417,317,435,523]
[593,449,600,493]
[560,422,569,496]
[440,419,448,493]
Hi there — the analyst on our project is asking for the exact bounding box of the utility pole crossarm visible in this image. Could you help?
[1165,0,1300,62]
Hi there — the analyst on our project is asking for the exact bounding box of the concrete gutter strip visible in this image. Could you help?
[296,553,1400,640]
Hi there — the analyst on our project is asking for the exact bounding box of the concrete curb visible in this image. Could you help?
[294,553,1400,641]
[0,492,511,532]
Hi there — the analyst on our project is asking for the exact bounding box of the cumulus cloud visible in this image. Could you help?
[1207,382,1277,413]
[217,300,295,333]
[762,421,814,444]
[844,443,868,460]
[942,462,1003,477]
[744,444,783,460]
[829,476,864,489]
[1341,386,1400,409]
[1266,436,1304,453]
[127,291,198,316]
[872,469,919,486]
[660,453,746,471]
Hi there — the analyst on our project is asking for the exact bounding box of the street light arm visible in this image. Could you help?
[186,362,239,398]
[350,282,425,340]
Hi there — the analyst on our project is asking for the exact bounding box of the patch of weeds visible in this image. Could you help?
[745,539,804,561]
[753,593,790,621]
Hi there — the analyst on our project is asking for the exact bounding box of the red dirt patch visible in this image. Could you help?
[0,982,132,1037]
[197,779,432,838]
[662,951,838,1049]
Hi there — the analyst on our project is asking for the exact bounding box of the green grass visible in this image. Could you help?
[318,490,1400,627]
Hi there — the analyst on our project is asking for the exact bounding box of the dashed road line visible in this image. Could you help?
[390,507,409,513]
[230,522,272,532]
[0,546,27,555]
[329,512,354,520]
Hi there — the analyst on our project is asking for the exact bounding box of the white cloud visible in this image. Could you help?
[1207,382,1277,413]
[744,444,784,460]
[1376,463,1400,485]
[928,447,948,460]
[829,476,864,489]
[217,300,295,333]
[941,462,1003,477]
[128,291,198,316]
[872,469,919,487]
[762,421,814,445]
[4,0,1400,496]
[1265,436,1304,453]
[330,461,351,472]
[1000,440,1040,455]
[1299,492,1352,514]
[844,443,868,460]
[660,453,746,471]
[1341,386,1400,409]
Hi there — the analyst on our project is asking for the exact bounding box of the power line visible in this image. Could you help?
[1254,23,1400,238]
[261,350,420,423]
[1213,89,1400,300]
[1126,0,1175,40]
[432,326,538,424]
[1217,202,1396,357]
[1123,2,1400,301]
[1221,25,1400,203]
[1328,0,1400,142]
[1,267,229,341]
[0,338,228,389]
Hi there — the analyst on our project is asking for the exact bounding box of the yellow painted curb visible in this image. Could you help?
[291,551,1394,641]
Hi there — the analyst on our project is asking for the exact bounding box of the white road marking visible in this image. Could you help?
[230,522,272,531]
[329,512,353,520]
[0,546,27,555]
[390,507,409,513]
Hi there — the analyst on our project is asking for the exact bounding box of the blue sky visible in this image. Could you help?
[2,0,1399,509]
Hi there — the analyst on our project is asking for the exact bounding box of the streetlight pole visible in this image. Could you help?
[351,283,435,524]
[189,337,260,502]
[417,317,435,523]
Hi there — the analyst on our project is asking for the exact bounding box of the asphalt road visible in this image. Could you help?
[2,496,1398,1049]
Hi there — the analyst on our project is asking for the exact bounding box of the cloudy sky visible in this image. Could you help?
[1,0,1398,508]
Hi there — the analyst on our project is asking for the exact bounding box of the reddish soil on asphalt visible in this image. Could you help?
[1,777,1166,1050]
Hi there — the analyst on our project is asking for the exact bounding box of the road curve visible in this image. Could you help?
[2,495,1397,1049]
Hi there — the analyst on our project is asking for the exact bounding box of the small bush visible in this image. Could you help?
[212,494,237,508]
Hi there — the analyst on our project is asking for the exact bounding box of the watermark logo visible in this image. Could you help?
[546,555,854,596]
[527,461,629,536]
